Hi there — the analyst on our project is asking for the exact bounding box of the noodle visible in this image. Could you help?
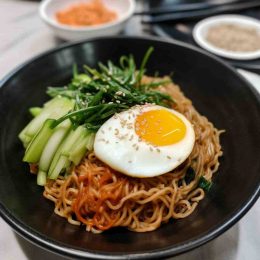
[43,77,223,233]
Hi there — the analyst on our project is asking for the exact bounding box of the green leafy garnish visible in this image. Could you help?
[198,176,212,192]
[20,49,177,184]
[48,47,174,131]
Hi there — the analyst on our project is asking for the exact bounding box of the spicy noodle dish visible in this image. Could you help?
[19,48,223,233]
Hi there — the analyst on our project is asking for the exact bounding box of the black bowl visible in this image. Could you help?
[0,36,260,259]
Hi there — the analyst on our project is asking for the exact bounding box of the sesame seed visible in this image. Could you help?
[156,148,161,153]
[128,160,132,163]
[101,130,105,134]
[167,156,172,159]
[114,129,119,135]
[149,147,153,152]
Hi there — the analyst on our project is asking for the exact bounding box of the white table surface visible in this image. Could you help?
[0,1,259,259]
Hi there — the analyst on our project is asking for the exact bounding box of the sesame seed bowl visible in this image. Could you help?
[193,15,260,60]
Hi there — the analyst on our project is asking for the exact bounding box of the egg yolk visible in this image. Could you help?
[135,109,186,146]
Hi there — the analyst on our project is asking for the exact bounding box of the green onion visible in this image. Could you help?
[136,47,154,85]
[198,176,212,192]
[48,47,175,131]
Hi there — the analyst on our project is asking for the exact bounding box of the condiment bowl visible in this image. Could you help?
[39,0,136,41]
[193,15,260,60]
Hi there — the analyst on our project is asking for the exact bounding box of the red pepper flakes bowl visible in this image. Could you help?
[39,0,136,41]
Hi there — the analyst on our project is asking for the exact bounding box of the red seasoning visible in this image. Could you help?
[56,0,117,27]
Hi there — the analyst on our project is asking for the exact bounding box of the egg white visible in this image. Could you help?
[93,105,195,178]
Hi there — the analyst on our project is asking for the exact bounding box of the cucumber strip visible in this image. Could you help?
[69,135,89,165]
[61,126,85,157]
[25,97,74,137]
[29,107,42,117]
[65,159,72,173]
[37,170,47,186]
[19,97,74,141]
[48,129,76,177]
[19,131,32,148]
[22,136,32,148]
[43,95,72,108]
[43,97,60,108]
[69,132,95,165]
[39,120,71,172]
[48,126,91,180]
[24,112,52,138]
[18,127,28,143]
[85,133,95,151]
[23,119,55,163]
[48,140,63,175]
[69,131,87,153]
[19,112,50,144]
[48,155,69,180]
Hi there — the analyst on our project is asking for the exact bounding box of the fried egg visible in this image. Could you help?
[94,104,195,177]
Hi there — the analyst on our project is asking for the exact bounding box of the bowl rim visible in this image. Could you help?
[39,0,136,32]
[192,14,260,60]
[0,35,260,259]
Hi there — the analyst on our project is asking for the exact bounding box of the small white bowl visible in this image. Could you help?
[39,0,136,41]
[193,15,260,60]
